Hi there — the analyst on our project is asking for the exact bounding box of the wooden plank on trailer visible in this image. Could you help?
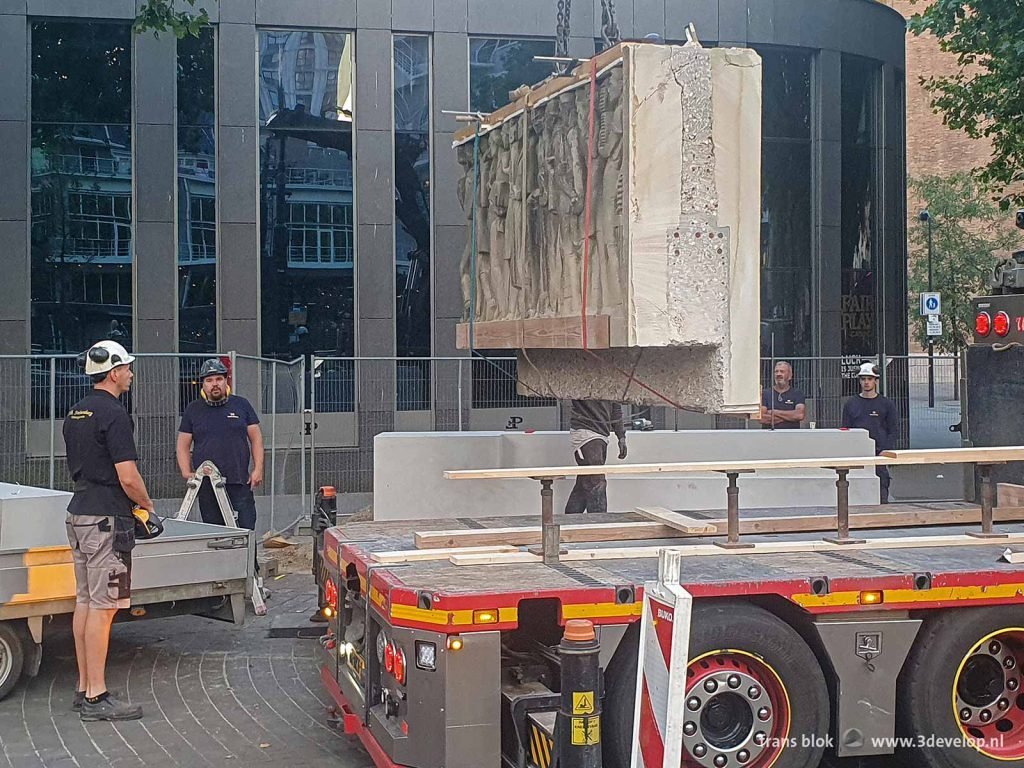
[634,507,718,534]
[449,533,1024,566]
[371,545,521,564]
[999,484,1024,508]
[880,447,1024,464]
[416,505,1024,549]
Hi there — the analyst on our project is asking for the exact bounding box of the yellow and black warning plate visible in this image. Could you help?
[528,720,555,768]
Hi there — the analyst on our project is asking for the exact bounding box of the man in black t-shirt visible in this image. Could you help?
[565,400,628,514]
[176,359,264,531]
[759,361,806,430]
[842,362,899,503]
[63,340,150,721]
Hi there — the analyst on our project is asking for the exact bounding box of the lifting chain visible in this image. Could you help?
[555,0,571,59]
[600,0,621,50]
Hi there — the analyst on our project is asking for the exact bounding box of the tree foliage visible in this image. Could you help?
[908,174,1019,352]
[908,1,1024,208]
[134,0,211,38]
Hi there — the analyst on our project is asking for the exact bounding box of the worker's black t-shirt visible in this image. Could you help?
[63,390,138,517]
[179,395,259,485]
[760,386,806,429]
[841,394,899,453]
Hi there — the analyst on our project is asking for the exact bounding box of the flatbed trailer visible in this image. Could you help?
[0,485,253,701]
[316,450,1024,768]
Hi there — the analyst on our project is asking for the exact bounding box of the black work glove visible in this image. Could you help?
[618,438,628,460]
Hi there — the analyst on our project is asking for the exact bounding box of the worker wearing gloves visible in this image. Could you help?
[176,359,264,532]
[565,399,627,514]
[842,362,899,504]
[64,340,149,721]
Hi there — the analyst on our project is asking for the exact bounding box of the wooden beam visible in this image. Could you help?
[455,315,611,350]
[370,545,520,564]
[634,507,718,534]
[445,446,1024,481]
[998,483,1024,508]
[415,505,1024,549]
[449,533,1024,566]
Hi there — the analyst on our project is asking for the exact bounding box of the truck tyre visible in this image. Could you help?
[603,601,829,768]
[898,606,1024,767]
[0,622,25,702]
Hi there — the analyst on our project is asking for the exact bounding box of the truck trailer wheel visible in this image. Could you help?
[604,602,829,768]
[0,622,25,701]
[899,606,1024,767]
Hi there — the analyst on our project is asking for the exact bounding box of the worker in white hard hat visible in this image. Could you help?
[63,340,151,720]
[842,362,899,503]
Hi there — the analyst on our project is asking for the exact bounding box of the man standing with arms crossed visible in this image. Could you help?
[176,358,263,536]
[565,399,628,514]
[759,361,806,429]
[64,340,149,720]
[842,362,900,503]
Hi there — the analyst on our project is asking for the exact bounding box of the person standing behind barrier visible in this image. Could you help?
[759,361,806,429]
[176,359,263,531]
[565,400,627,514]
[64,340,149,721]
[842,362,899,504]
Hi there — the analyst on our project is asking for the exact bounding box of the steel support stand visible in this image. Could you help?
[715,471,754,549]
[825,467,865,545]
[969,464,1009,539]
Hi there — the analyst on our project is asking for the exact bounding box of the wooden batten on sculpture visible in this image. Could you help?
[453,41,763,413]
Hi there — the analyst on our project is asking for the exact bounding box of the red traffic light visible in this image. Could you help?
[976,311,992,337]
[995,311,1011,337]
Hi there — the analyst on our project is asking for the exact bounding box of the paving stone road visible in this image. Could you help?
[0,574,373,768]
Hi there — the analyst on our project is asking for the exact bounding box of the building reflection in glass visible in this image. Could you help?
[178,29,216,353]
[394,35,431,411]
[758,48,813,359]
[30,21,133,355]
[841,55,881,361]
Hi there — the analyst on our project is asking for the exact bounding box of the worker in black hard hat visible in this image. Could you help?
[176,359,264,532]
[842,362,899,503]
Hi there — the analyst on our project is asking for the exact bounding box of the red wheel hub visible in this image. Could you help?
[681,651,791,768]
[955,629,1024,759]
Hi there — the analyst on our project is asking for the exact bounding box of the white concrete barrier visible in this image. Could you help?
[372,429,880,521]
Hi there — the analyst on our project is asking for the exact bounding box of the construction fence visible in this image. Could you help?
[0,353,962,514]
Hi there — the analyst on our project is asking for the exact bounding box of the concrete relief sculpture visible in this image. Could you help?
[454,42,762,413]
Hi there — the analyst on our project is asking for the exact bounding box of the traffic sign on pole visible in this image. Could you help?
[926,317,942,336]
[921,292,941,316]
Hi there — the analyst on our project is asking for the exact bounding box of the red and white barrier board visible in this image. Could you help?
[631,550,693,768]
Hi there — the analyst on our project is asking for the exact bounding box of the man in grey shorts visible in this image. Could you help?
[63,340,153,721]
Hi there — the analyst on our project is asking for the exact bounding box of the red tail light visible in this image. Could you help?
[384,641,395,673]
[324,578,338,610]
[976,311,992,336]
[995,311,1011,337]
[394,647,406,685]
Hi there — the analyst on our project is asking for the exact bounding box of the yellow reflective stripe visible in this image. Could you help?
[562,602,643,620]
[389,604,520,626]
[792,582,1024,609]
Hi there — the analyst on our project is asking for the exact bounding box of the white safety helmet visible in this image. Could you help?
[857,362,880,379]
[83,340,135,375]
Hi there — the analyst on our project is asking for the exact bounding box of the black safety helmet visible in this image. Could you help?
[198,358,229,381]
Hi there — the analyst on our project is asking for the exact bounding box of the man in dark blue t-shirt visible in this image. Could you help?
[176,359,264,529]
[842,362,899,503]
[759,361,806,429]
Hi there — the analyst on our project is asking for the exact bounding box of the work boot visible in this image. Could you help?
[80,693,143,722]
[71,690,85,712]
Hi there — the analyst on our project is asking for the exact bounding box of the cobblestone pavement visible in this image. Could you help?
[0,574,373,768]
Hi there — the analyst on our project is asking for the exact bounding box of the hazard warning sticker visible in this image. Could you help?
[571,716,601,745]
[572,691,595,715]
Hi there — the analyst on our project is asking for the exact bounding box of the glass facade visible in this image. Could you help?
[840,54,881,359]
[469,38,554,114]
[394,35,432,410]
[258,30,355,362]
[758,48,813,358]
[178,29,217,353]
[30,21,133,354]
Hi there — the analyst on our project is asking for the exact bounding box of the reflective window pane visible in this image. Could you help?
[470,38,554,114]
[395,35,431,410]
[178,29,216,353]
[841,55,880,359]
[259,31,355,373]
[760,48,811,140]
[31,21,133,355]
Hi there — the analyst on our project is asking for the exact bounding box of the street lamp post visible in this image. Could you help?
[920,210,935,408]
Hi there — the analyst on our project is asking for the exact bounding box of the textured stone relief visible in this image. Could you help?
[457,72,626,323]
